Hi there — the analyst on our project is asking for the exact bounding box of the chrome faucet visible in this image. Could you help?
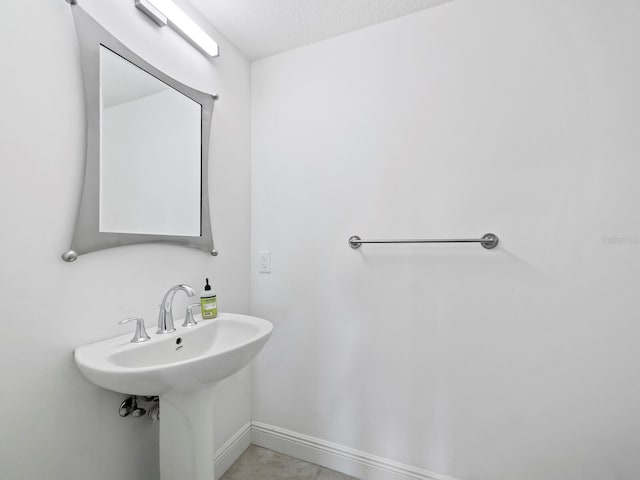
[157,284,196,334]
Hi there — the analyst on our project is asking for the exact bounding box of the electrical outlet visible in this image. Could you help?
[259,251,271,273]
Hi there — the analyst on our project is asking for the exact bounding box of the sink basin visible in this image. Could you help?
[75,313,272,395]
[74,312,273,480]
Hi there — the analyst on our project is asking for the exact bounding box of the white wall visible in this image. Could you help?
[0,1,251,479]
[251,1,640,479]
[102,89,201,236]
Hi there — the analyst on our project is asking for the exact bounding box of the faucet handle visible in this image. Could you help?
[182,303,200,328]
[119,317,151,343]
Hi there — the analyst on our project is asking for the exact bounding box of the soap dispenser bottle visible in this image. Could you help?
[200,278,217,319]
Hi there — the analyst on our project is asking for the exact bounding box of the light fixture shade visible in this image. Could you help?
[138,0,219,57]
[135,0,168,27]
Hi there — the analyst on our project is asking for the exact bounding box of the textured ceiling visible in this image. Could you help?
[188,0,453,60]
[101,47,167,108]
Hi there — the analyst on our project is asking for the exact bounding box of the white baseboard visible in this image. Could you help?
[214,422,252,480]
[250,421,460,480]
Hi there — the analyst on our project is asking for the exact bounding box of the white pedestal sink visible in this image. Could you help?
[74,313,273,480]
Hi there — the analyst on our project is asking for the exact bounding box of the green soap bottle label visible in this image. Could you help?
[201,296,217,319]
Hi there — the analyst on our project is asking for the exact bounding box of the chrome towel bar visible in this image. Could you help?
[348,233,499,250]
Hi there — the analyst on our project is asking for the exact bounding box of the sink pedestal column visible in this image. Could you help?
[159,384,217,480]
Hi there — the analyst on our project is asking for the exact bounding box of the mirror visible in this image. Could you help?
[63,5,218,262]
[100,46,201,237]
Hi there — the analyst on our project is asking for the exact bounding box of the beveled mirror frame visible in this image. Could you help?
[62,2,218,262]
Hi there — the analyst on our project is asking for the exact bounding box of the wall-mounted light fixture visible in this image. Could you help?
[135,0,219,57]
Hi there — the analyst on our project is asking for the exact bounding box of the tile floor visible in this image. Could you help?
[221,446,358,480]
